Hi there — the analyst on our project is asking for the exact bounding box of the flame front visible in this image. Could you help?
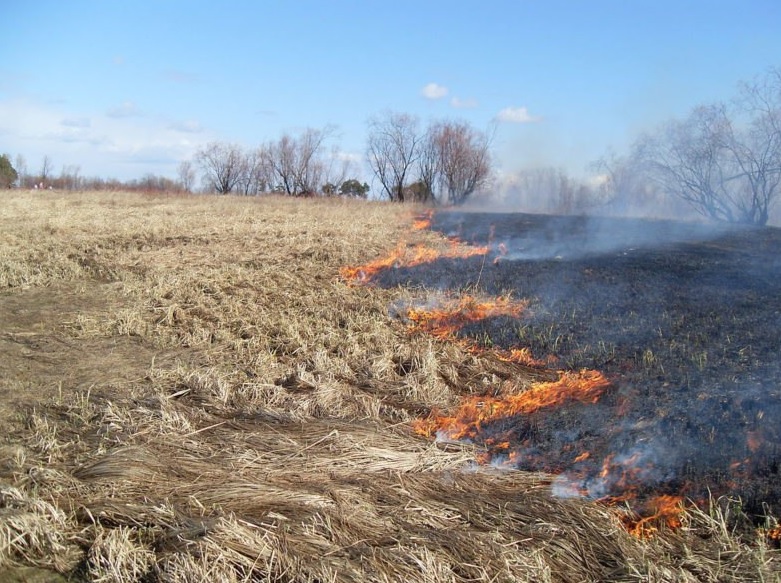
[619,495,685,537]
[412,209,434,230]
[414,370,610,441]
[340,211,492,284]
[342,209,695,537]
[340,241,489,283]
[407,296,527,340]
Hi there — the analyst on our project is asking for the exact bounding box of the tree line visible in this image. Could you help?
[1,113,493,203]
[3,67,781,224]
[187,114,493,204]
[0,153,186,193]
[188,127,368,198]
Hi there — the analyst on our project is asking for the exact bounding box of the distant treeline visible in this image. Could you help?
[4,66,781,224]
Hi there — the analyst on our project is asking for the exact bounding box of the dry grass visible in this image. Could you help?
[0,190,779,581]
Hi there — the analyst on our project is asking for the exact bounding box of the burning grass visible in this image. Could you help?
[0,191,779,581]
[371,209,781,537]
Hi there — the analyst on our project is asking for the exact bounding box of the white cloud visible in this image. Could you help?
[421,82,448,100]
[495,106,541,123]
[168,119,203,133]
[450,96,478,109]
[106,100,141,118]
[0,97,213,180]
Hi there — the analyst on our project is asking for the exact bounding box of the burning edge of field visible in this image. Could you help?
[0,192,779,581]
[341,208,781,540]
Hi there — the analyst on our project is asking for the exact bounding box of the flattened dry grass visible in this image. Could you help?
[0,190,779,581]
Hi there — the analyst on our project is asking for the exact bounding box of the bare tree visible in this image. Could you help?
[498,167,596,214]
[416,126,441,204]
[194,142,245,194]
[636,67,781,226]
[263,128,331,196]
[261,136,294,195]
[366,112,421,202]
[320,145,353,195]
[728,66,781,225]
[637,105,744,223]
[591,149,661,214]
[237,148,272,196]
[430,120,492,205]
[177,160,196,193]
[40,155,53,186]
[291,128,328,195]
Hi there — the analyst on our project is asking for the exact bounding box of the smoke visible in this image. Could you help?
[477,165,702,222]
[554,440,679,501]
[431,211,732,263]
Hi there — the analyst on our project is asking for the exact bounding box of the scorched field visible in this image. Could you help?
[1,190,780,582]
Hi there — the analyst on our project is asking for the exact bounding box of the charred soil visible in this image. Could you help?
[376,210,781,521]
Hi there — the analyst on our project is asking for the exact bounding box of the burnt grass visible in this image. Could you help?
[374,210,781,520]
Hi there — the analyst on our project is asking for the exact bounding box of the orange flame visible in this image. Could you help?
[407,296,528,340]
[496,347,549,368]
[412,210,434,230]
[340,241,489,283]
[414,370,610,440]
[763,524,781,543]
[493,242,509,265]
[620,495,684,537]
[402,296,549,367]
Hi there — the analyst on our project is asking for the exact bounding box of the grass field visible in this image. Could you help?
[1,190,780,582]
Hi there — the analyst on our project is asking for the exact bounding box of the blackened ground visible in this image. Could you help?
[374,210,781,519]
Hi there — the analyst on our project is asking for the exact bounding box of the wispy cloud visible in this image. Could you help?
[167,119,203,133]
[450,96,478,109]
[106,101,141,118]
[61,117,91,128]
[421,82,448,100]
[0,97,213,179]
[495,106,541,123]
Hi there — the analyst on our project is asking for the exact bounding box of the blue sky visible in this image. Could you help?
[1,1,779,184]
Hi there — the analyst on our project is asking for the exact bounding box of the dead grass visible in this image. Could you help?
[0,190,779,581]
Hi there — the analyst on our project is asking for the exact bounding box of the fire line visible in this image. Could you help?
[341,210,691,536]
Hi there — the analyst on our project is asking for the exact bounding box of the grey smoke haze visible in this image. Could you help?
[432,211,734,262]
